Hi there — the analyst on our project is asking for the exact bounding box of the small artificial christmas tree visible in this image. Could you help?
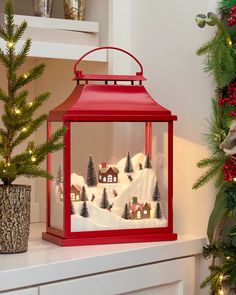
[155,202,162,219]
[86,155,98,186]
[100,187,109,209]
[71,201,75,215]
[122,203,130,219]
[144,153,152,169]
[80,201,89,217]
[124,152,134,173]
[152,181,161,201]
[80,186,88,201]
[0,1,65,185]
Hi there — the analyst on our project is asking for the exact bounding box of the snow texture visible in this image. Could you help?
[51,152,167,232]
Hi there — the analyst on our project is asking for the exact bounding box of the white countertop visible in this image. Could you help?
[0,223,206,292]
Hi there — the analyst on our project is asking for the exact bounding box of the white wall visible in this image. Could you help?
[128,0,217,294]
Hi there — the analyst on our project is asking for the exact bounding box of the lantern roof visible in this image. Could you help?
[48,47,177,122]
[48,83,177,122]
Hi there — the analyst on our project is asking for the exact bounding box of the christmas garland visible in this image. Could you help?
[195,1,236,294]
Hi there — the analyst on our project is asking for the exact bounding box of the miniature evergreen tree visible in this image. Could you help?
[139,163,143,170]
[152,180,161,201]
[124,152,134,173]
[80,186,88,201]
[56,165,63,185]
[100,187,109,209]
[144,153,152,169]
[128,175,133,182]
[86,155,98,186]
[80,201,89,217]
[0,1,66,185]
[71,201,75,215]
[155,202,162,219]
[122,203,130,219]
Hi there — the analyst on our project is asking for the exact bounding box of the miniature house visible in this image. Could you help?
[98,162,119,183]
[43,46,177,246]
[70,185,81,202]
[129,197,151,219]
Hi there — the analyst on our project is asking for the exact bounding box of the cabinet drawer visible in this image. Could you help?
[2,288,38,295]
[40,257,195,295]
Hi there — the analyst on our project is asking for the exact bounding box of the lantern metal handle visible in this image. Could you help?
[73,46,144,76]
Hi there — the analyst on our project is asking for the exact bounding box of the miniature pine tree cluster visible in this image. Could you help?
[144,153,152,168]
[80,201,89,217]
[56,166,63,185]
[124,152,134,173]
[71,201,75,215]
[100,187,109,209]
[80,186,88,201]
[152,181,161,201]
[0,1,65,185]
[86,155,97,186]
[122,203,130,219]
[155,202,162,219]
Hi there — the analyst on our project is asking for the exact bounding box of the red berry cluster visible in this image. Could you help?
[229,111,236,117]
[227,4,236,26]
[218,81,236,106]
[223,158,236,181]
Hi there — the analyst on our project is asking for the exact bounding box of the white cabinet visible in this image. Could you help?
[2,289,38,295]
[39,257,195,295]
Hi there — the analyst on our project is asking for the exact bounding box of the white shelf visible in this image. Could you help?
[0,15,107,61]
[0,223,206,292]
[13,15,99,33]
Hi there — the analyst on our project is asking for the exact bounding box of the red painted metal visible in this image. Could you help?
[46,122,51,232]
[64,122,71,238]
[48,84,176,122]
[42,232,178,247]
[73,46,144,78]
[168,122,174,232]
[44,46,177,246]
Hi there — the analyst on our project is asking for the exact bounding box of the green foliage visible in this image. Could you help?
[195,1,236,293]
[0,1,66,185]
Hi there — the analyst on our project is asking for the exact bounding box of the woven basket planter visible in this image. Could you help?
[0,185,31,254]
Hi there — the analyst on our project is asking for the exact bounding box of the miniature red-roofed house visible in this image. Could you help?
[129,197,151,219]
[70,185,81,202]
[98,162,119,183]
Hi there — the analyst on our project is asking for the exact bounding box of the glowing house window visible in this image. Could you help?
[137,211,141,219]
[143,210,147,214]
[99,175,102,180]
[103,177,106,182]
[114,177,116,182]
[71,193,75,201]
[107,175,113,182]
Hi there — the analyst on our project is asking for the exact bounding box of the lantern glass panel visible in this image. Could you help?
[69,122,168,232]
[50,122,64,230]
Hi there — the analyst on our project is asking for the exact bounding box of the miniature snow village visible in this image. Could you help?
[53,152,166,232]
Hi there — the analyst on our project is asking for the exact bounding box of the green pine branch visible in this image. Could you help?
[0,0,66,185]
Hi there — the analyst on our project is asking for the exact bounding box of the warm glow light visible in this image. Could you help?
[7,41,14,48]
[219,289,224,295]
[6,163,10,167]
[15,109,21,114]
[22,127,27,132]
[28,149,32,154]
[3,170,6,173]
[219,274,224,281]
[226,256,231,260]
[234,177,236,182]
[29,102,33,106]
[31,156,36,162]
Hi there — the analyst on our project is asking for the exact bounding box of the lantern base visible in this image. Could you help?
[42,232,177,247]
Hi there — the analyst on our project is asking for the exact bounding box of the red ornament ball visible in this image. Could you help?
[223,158,236,181]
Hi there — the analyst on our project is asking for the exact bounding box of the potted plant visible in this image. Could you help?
[0,1,65,254]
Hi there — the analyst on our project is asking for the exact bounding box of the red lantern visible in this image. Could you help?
[42,47,178,246]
